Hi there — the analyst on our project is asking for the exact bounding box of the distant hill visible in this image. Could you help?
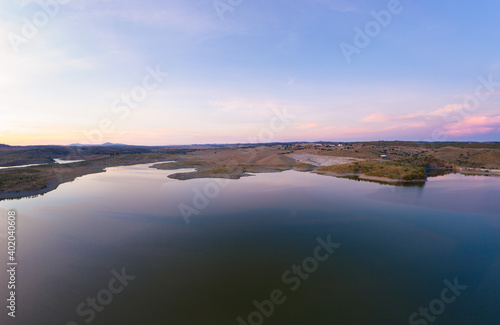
[102,142,126,146]
[68,142,127,147]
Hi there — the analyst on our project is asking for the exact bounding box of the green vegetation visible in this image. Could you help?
[153,159,212,169]
[0,168,52,192]
[351,141,500,150]
[199,166,236,174]
[318,156,451,181]
[294,163,316,169]
[432,147,500,168]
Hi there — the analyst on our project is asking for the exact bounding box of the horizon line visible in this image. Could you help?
[2,140,499,147]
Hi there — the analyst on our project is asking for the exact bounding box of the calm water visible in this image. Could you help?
[0,163,499,325]
[0,159,85,170]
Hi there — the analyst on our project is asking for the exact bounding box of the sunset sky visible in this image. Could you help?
[1,0,499,145]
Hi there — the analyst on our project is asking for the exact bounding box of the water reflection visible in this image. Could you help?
[0,158,85,170]
[0,163,499,325]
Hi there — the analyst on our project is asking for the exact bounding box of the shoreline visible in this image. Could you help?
[0,156,179,200]
[312,170,425,184]
[0,161,462,201]
[457,168,500,177]
[151,162,289,180]
[2,147,500,200]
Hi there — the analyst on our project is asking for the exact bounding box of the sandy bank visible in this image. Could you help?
[313,170,425,184]
[458,168,500,176]
[288,153,363,166]
[151,162,290,180]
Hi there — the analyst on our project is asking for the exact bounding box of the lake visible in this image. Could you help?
[1,163,499,324]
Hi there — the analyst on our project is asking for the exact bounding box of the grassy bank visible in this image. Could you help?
[317,157,452,181]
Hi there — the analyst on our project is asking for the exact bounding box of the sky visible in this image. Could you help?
[0,0,499,146]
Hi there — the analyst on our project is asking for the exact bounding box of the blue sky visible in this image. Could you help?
[1,0,499,145]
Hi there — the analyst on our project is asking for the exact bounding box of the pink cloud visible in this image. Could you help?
[296,123,319,129]
[362,104,467,124]
[362,113,387,123]
[430,104,465,116]
[444,127,495,137]
[443,114,500,136]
